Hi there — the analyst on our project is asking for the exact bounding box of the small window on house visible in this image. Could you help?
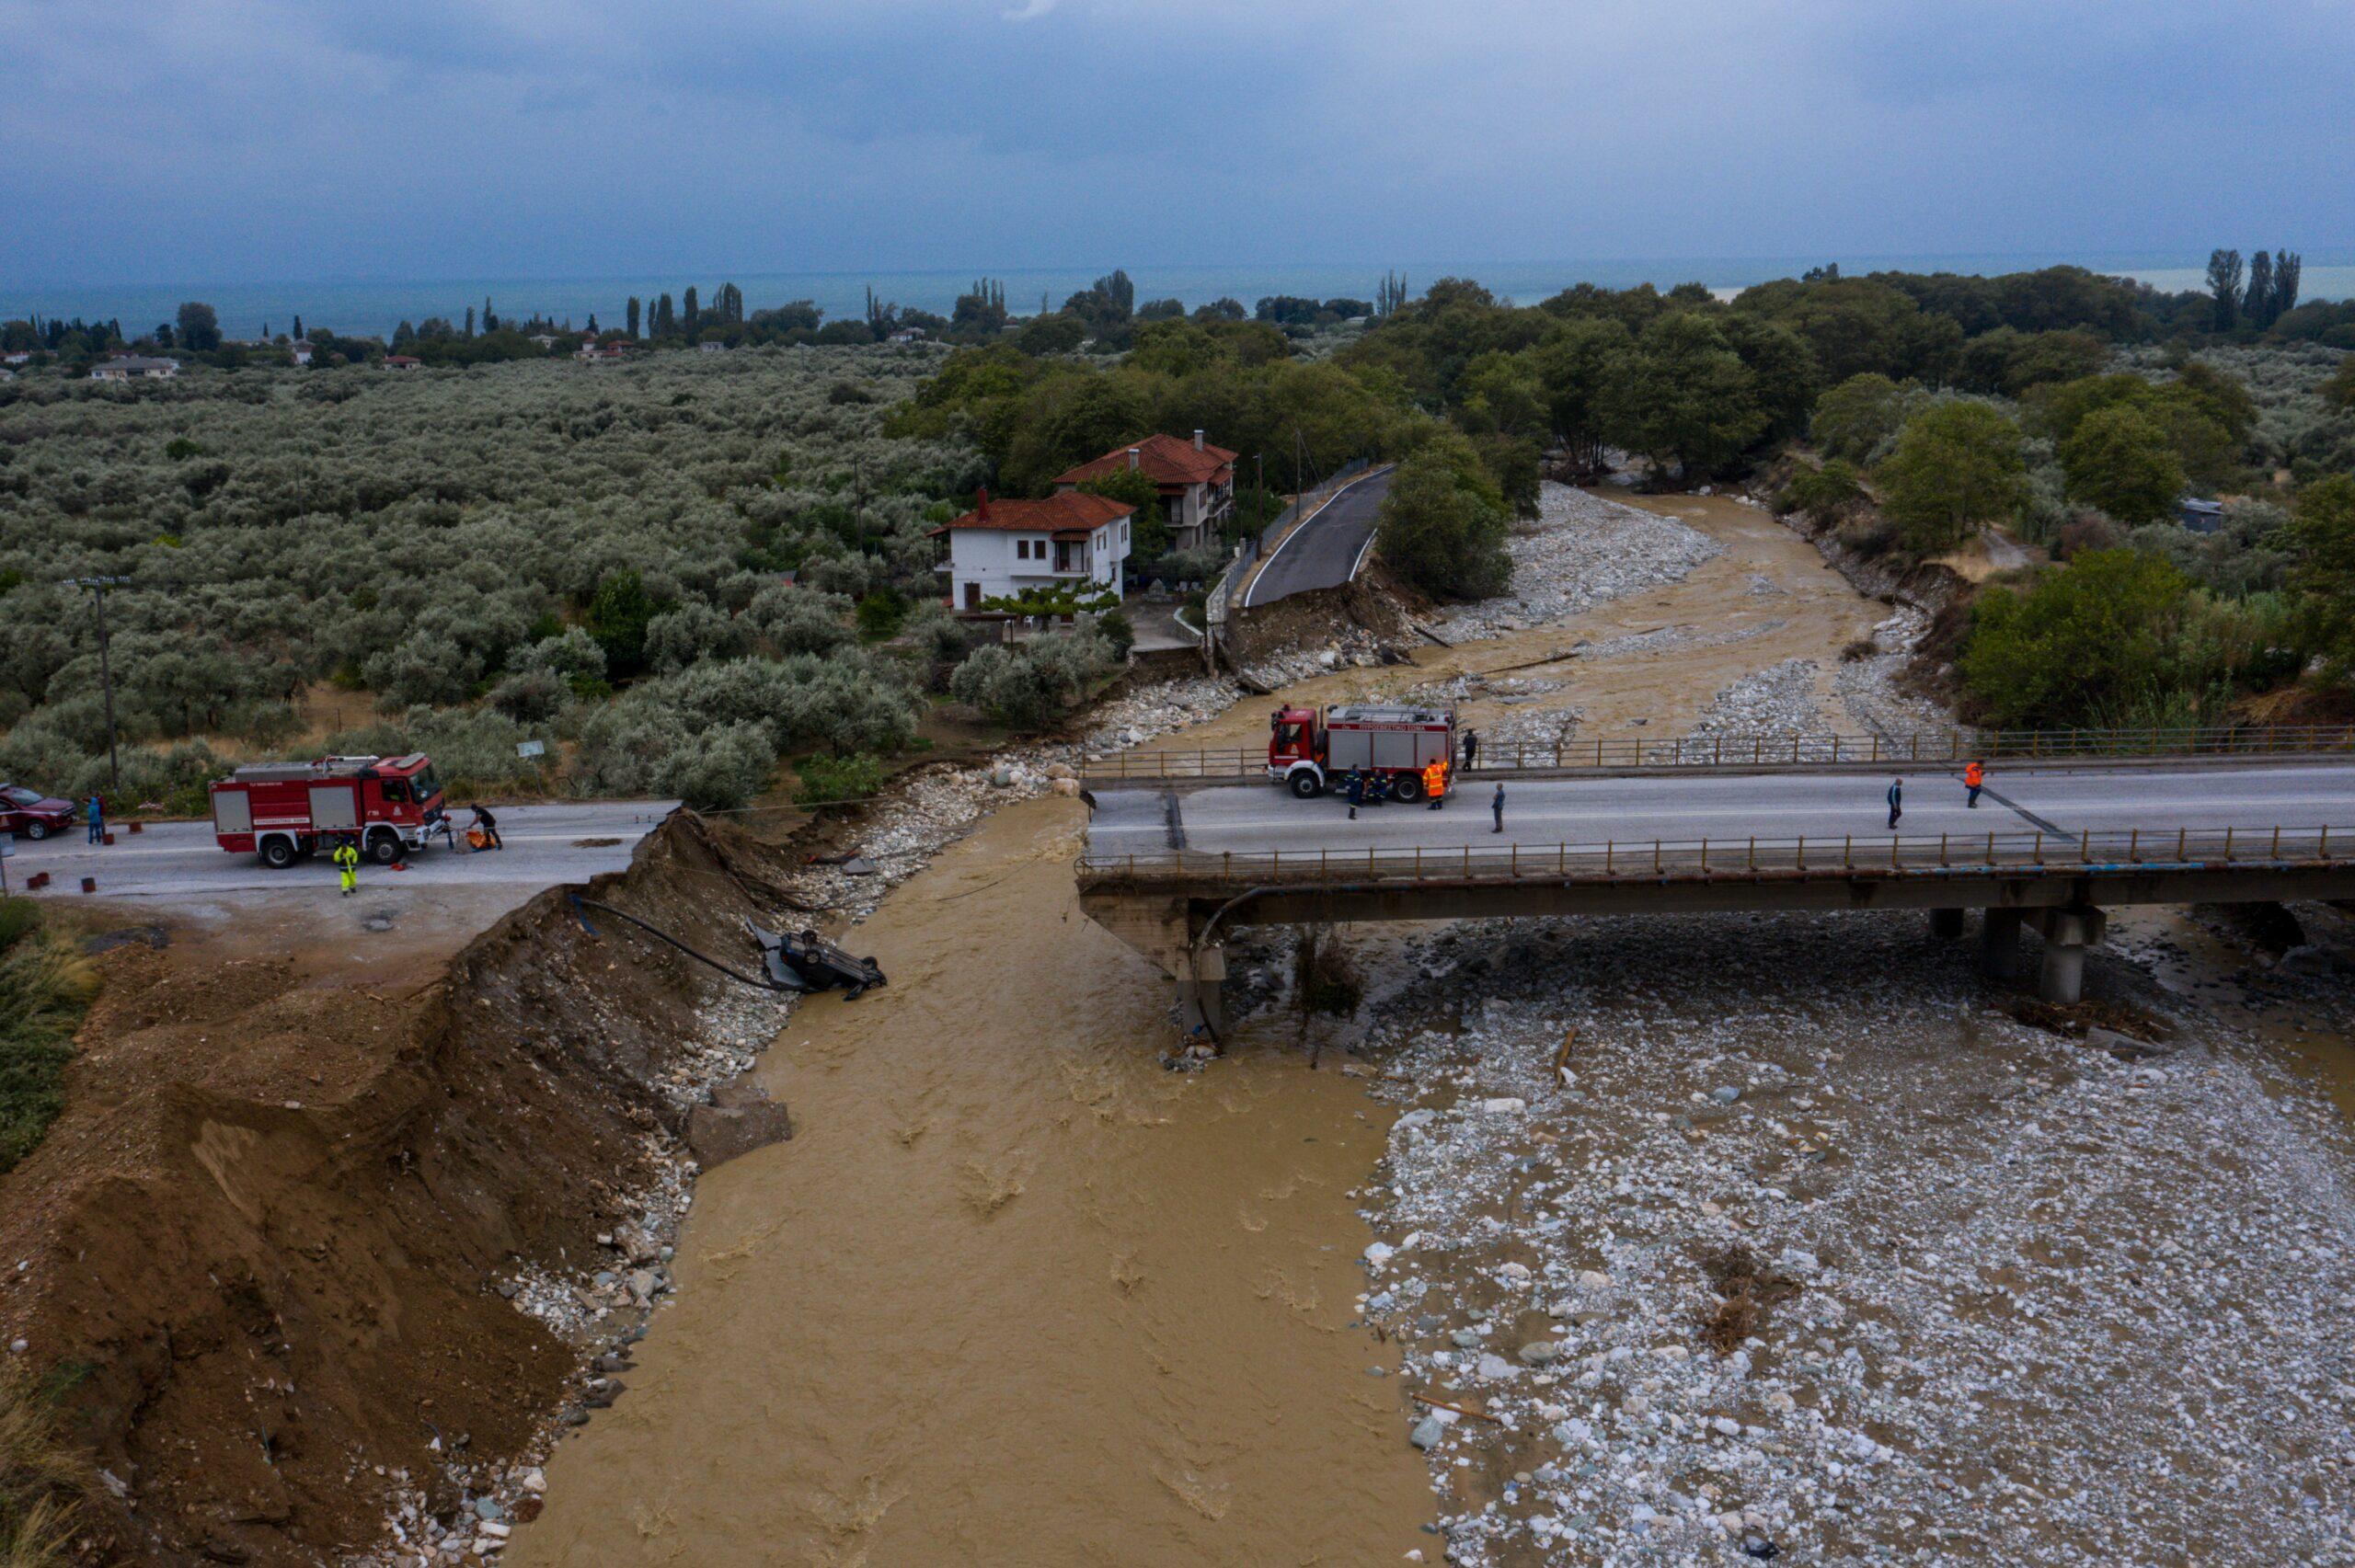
[1015,540,1026,559]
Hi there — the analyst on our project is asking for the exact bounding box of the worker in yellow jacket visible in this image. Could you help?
[1424,758,1447,811]
[333,837,361,898]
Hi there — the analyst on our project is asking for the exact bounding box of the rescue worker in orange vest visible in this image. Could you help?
[1964,759,1985,809]
[1424,757,1447,811]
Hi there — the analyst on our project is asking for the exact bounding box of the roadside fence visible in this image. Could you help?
[1079,724,2355,783]
[1079,823,2355,887]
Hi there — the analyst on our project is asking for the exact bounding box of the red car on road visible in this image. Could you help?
[0,785,77,840]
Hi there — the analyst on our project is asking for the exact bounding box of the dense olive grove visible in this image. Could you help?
[0,348,988,806]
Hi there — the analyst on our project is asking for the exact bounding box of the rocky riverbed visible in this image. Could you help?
[1437,486,1724,640]
[1333,913,2355,1566]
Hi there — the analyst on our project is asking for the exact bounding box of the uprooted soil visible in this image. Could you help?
[0,812,803,1565]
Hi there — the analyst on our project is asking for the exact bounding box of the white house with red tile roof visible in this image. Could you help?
[933,489,1135,612]
[1051,430,1236,552]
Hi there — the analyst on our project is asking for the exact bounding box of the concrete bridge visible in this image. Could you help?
[1077,751,2355,1035]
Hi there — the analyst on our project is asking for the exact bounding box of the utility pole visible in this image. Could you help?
[66,576,131,795]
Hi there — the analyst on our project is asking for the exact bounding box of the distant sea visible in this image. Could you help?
[12,252,2352,341]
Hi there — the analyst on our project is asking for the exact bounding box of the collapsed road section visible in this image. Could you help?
[0,812,810,1566]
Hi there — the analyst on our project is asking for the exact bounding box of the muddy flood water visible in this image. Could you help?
[511,796,1434,1565]
[512,490,2355,1565]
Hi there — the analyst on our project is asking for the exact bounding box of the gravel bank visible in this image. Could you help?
[1340,915,2355,1566]
[1836,605,1963,740]
[1438,486,1723,639]
[1691,659,1824,738]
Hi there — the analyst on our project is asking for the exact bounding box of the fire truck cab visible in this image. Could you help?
[1268,704,1455,800]
[210,754,446,868]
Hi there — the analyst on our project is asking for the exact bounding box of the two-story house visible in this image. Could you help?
[935,489,1136,612]
[1051,430,1236,552]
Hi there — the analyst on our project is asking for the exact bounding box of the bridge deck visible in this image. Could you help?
[1084,761,2355,880]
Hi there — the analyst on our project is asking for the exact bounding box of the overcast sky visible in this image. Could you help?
[5,0,2351,286]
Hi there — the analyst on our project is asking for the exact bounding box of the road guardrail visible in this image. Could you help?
[1078,823,2355,887]
[1081,724,2355,783]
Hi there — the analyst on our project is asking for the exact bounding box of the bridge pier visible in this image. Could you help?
[1928,907,1964,942]
[1076,891,1234,1044]
[1175,944,1228,1041]
[1980,908,2025,981]
[2030,905,2107,1005]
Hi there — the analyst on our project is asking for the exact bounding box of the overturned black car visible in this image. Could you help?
[747,921,887,999]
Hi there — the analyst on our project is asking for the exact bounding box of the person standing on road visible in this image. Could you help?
[471,803,503,851]
[333,836,361,898]
[1491,782,1505,834]
[1964,760,1985,809]
[1886,777,1903,830]
[1463,730,1480,772]
[1345,768,1364,820]
[86,795,104,845]
[1424,759,1446,811]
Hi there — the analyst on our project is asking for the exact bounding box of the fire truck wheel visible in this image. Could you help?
[1286,770,1323,799]
[1390,773,1422,802]
[259,837,296,869]
[364,830,403,865]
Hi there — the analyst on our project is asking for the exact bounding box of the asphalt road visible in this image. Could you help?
[1240,467,1396,608]
[6,800,677,900]
[1086,761,2355,859]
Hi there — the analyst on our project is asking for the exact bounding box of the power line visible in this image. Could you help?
[63,576,131,795]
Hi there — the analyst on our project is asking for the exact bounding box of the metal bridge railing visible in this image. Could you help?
[1077,824,2355,887]
[1080,725,2355,783]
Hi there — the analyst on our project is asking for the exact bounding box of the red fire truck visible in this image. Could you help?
[1267,704,1456,800]
[210,754,446,867]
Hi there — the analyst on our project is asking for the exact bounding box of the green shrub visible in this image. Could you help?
[511,627,607,688]
[659,723,775,810]
[796,751,885,804]
[363,630,481,710]
[0,898,95,1174]
[1095,608,1135,660]
[746,583,854,656]
[1373,433,1512,601]
[948,632,1115,727]
[855,587,909,640]
[1786,459,1866,521]
[1959,550,2194,727]
[643,602,752,673]
[583,569,669,679]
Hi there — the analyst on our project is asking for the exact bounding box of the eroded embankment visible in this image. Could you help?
[0,813,803,1565]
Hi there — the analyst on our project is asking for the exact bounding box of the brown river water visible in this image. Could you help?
[511,493,2355,1564]
[510,798,1433,1565]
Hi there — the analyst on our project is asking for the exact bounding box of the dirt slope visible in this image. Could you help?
[0,815,800,1565]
